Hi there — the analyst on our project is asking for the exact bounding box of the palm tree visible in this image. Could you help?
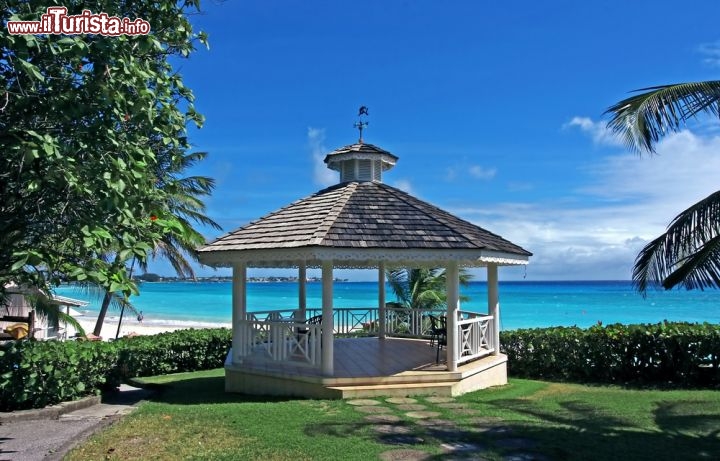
[387,267,471,310]
[605,81,720,293]
[90,256,141,337]
[91,151,221,336]
[147,151,221,277]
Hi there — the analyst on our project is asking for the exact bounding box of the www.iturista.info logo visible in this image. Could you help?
[7,7,151,36]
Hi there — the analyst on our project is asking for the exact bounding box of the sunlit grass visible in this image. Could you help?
[458,381,720,460]
[66,370,720,460]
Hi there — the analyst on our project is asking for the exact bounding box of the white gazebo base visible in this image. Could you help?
[224,337,507,399]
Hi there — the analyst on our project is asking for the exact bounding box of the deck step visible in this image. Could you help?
[328,381,458,398]
[323,372,461,387]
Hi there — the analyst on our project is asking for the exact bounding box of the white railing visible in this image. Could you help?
[457,311,495,365]
[238,318,322,369]
[247,307,437,336]
[384,307,435,337]
[235,307,495,368]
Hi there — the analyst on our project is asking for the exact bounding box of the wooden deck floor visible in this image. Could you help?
[234,337,492,381]
[236,337,443,380]
[333,337,443,377]
[227,337,508,398]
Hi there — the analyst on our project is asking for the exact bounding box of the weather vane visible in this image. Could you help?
[354,106,369,143]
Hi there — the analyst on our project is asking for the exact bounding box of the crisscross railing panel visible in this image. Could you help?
[236,318,322,369]
[247,307,448,337]
[457,312,494,364]
[235,307,494,369]
[384,307,436,337]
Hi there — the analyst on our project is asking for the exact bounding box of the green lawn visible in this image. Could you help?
[66,369,720,460]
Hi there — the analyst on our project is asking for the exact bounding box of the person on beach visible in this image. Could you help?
[137,311,144,322]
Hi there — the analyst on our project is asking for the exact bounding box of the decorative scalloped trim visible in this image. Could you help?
[198,247,529,269]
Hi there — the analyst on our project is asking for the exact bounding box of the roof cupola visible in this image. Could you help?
[323,107,398,183]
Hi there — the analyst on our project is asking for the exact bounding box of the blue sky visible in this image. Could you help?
[147,0,720,281]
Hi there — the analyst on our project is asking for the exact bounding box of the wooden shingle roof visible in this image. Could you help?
[323,142,398,164]
[198,182,531,268]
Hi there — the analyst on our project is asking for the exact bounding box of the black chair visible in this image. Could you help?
[293,315,323,356]
[428,315,447,363]
[426,315,436,347]
[296,314,322,339]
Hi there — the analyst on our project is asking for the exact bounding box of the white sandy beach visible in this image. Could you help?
[72,316,231,341]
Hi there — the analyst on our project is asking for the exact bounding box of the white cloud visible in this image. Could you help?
[445,164,497,181]
[582,130,720,210]
[451,129,720,280]
[564,116,622,146]
[308,127,336,187]
[393,179,413,193]
[469,165,497,180]
[698,40,720,67]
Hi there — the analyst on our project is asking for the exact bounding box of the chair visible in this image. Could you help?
[428,315,447,363]
[296,315,322,341]
[427,314,444,341]
[426,314,438,346]
[306,314,322,328]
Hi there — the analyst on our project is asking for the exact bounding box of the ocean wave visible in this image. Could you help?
[140,318,231,328]
[74,315,230,329]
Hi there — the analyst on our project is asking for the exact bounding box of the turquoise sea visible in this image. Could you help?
[55,281,720,331]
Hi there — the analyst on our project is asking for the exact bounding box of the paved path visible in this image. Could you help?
[0,385,152,461]
[347,396,546,460]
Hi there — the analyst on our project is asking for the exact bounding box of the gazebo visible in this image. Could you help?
[197,138,531,398]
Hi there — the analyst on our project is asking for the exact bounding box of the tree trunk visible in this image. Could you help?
[93,291,112,337]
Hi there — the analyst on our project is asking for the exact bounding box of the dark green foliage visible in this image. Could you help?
[605,81,720,154]
[501,322,720,386]
[1,0,209,299]
[115,328,231,378]
[0,340,120,411]
[0,328,230,411]
[137,273,162,282]
[386,267,471,309]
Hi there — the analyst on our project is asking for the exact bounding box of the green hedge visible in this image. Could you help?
[116,328,231,378]
[4,322,719,411]
[500,322,720,386]
[0,328,231,412]
[0,340,120,411]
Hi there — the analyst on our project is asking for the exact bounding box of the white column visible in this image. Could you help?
[232,262,247,363]
[321,260,334,376]
[445,261,459,371]
[298,262,307,321]
[378,262,386,339]
[487,263,500,355]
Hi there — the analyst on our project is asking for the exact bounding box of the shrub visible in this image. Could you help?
[0,340,120,411]
[0,328,231,412]
[115,328,231,378]
[500,322,720,387]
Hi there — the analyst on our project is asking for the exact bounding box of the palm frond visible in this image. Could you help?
[142,150,221,279]
[26,292,85,335]
[605,81,720,154]
[386,268,411,306]
[174,151,208,171]
[385,267,473,309]
[171,207,221,230]
[154,238,197,279]
[633,190,720,293]
[633,233,668,294]
[662,234,720,290]
[69,283,139,316]
[112,293,138,316]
